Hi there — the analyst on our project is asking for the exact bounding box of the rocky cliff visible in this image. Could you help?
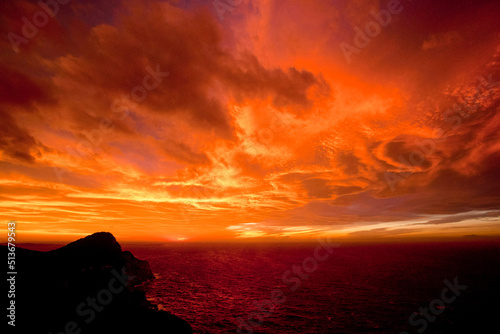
[3,232,192,334]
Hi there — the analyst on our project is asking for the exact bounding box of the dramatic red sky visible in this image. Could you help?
[1,0,500,242]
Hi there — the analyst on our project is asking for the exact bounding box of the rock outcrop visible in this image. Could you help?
[3,232,192,334]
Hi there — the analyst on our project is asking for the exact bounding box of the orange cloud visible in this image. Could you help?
[1,0,499,243]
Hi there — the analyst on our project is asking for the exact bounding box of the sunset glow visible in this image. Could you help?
[1,0,499,242]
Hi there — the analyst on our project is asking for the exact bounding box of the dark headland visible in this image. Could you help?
[3,232,192,334]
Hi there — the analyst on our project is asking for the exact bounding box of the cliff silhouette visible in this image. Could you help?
[3,232,192,333]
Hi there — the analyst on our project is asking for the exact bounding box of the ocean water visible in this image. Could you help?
[127,242,500,334]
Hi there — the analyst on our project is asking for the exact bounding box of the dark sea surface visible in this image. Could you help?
[126,242,500,334]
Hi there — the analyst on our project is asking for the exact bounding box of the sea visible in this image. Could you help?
[126,241,500,334]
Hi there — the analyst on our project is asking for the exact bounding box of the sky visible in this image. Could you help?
[1,0,500,243]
